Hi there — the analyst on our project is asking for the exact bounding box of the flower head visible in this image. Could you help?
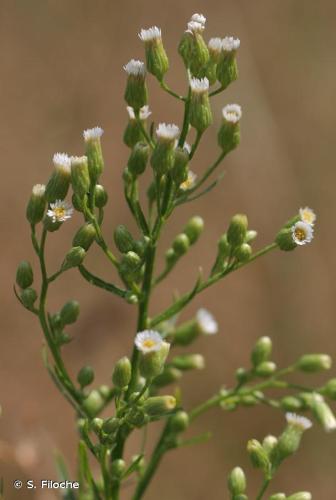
[291,221,314,246]
[180,170,197,191]
[208,37,223,55]
[187,21,204,34]
[52,153,71,173]
[196,308,218,335]
[139,26,162,42]
[135,330,163,354]
[299,207,316,226]
[47,200,73,223]
[190,76,209,94]
[32,184,46,197]
[191,13,206,25]
[156,123,180,142]
[123,59,146,76]
[285,412,313,431]
[222,36,240,52]
[83,127,104,142]
[222,104,242,123]
[127,105,151,121]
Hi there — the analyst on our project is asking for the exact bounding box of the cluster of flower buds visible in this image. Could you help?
[164,215,204,272]
[276,207,316,250]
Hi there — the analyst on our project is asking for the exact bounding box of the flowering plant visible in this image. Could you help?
[14,12,334,500]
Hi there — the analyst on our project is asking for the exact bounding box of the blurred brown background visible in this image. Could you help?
[1,0,335,498]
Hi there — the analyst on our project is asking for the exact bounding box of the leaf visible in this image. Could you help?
[54,451,76,500]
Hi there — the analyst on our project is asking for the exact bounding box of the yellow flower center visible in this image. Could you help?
[54,207,66,219]
[302,211,314,224]
[295,228,306,241]
[143,339,156,348]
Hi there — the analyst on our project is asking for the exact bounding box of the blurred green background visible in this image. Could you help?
[1,0,335,498]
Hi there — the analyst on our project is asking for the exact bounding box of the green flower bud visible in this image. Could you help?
[234,243,252,263]
[217,234,231,263]
[172,233,190,256]
[124,60,148,111]
[142,395,176,416]
[189,77,212,132]
[123,166,134,186]
[275,228,297,251]
[171,354,205,371]
[71,156,90,199]
[98,385,110,400]
[297,354,332,373]
[77,366,95,388]
[43,215,62,232]
[45,153,71,202]
[140,28,169,81]
[240,394,258,407]
[311,394,336,432]
[323,378,336,400]
[16,261,34,289]
[235,367,250,385]
[114,225,135,254]
[73,223,96,250]
[247,439,270,472]
[183,216,204,245]
[102,417,120,434]
[178,31,194,68]
[255,361,277,377]
[60,300,80,325]
[82,390,104,417]
[246,230,258,243]
[165,248,178,266]
[153,366,182,388]
[125,293,139,305]
[173,320,198,346]
[218,104,242,154]
[112,356,132,389]
[26,184,46,225]
[169,411,189,433]
[111,459,126,478]
[205,60,217,85]
[262,435,278,456]
[227,214,248,248]
[217,52,238,89]
[128,142,150,176]
[208,37,223,64]
[151,124,179,176]
[120,251,142,276]
[228,467,246,496]
[124,118,142,149]
[139,341,170,380]
[20,287,38,309]
[171,147,189,185]
[273,413,312,466]
[287,493,312,500]
[190,33,210,77]
[133,237,149,258]
[83,127,104,184]
[269,495,286,500]
[251,336,272,367]
[91,417,103,433]
[280,396,304,412]
[62,247,86,270]
[94,184,108,208]
[72,193,86,213]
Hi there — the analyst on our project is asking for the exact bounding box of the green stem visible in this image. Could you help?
[256,478,271,500]
[160,80,185,101]
[209,84,224,97]
[136,113,155,149]
[189,130,203,160]
[178,85,191,148]
[78,265,128,299]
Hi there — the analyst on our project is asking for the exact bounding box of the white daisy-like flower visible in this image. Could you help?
[123,59,146,76]
[291,221,314,246]
[47,200,73,223]
[52,153,71,173]
[187,21,204,34]
[156,123,180,142]
[299,207,316,226]
[83,126,104,142]
[32,184,46,197]
[139,26,161,42]
[191,13,206,25]
[180,170,197,191]
[222,36,240,52]
[222,104,242,123]
[190,76,209,94]
[196,308,218,335]
[208,37,223,54]
[135,330,163,353]
[286,412,313,431]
